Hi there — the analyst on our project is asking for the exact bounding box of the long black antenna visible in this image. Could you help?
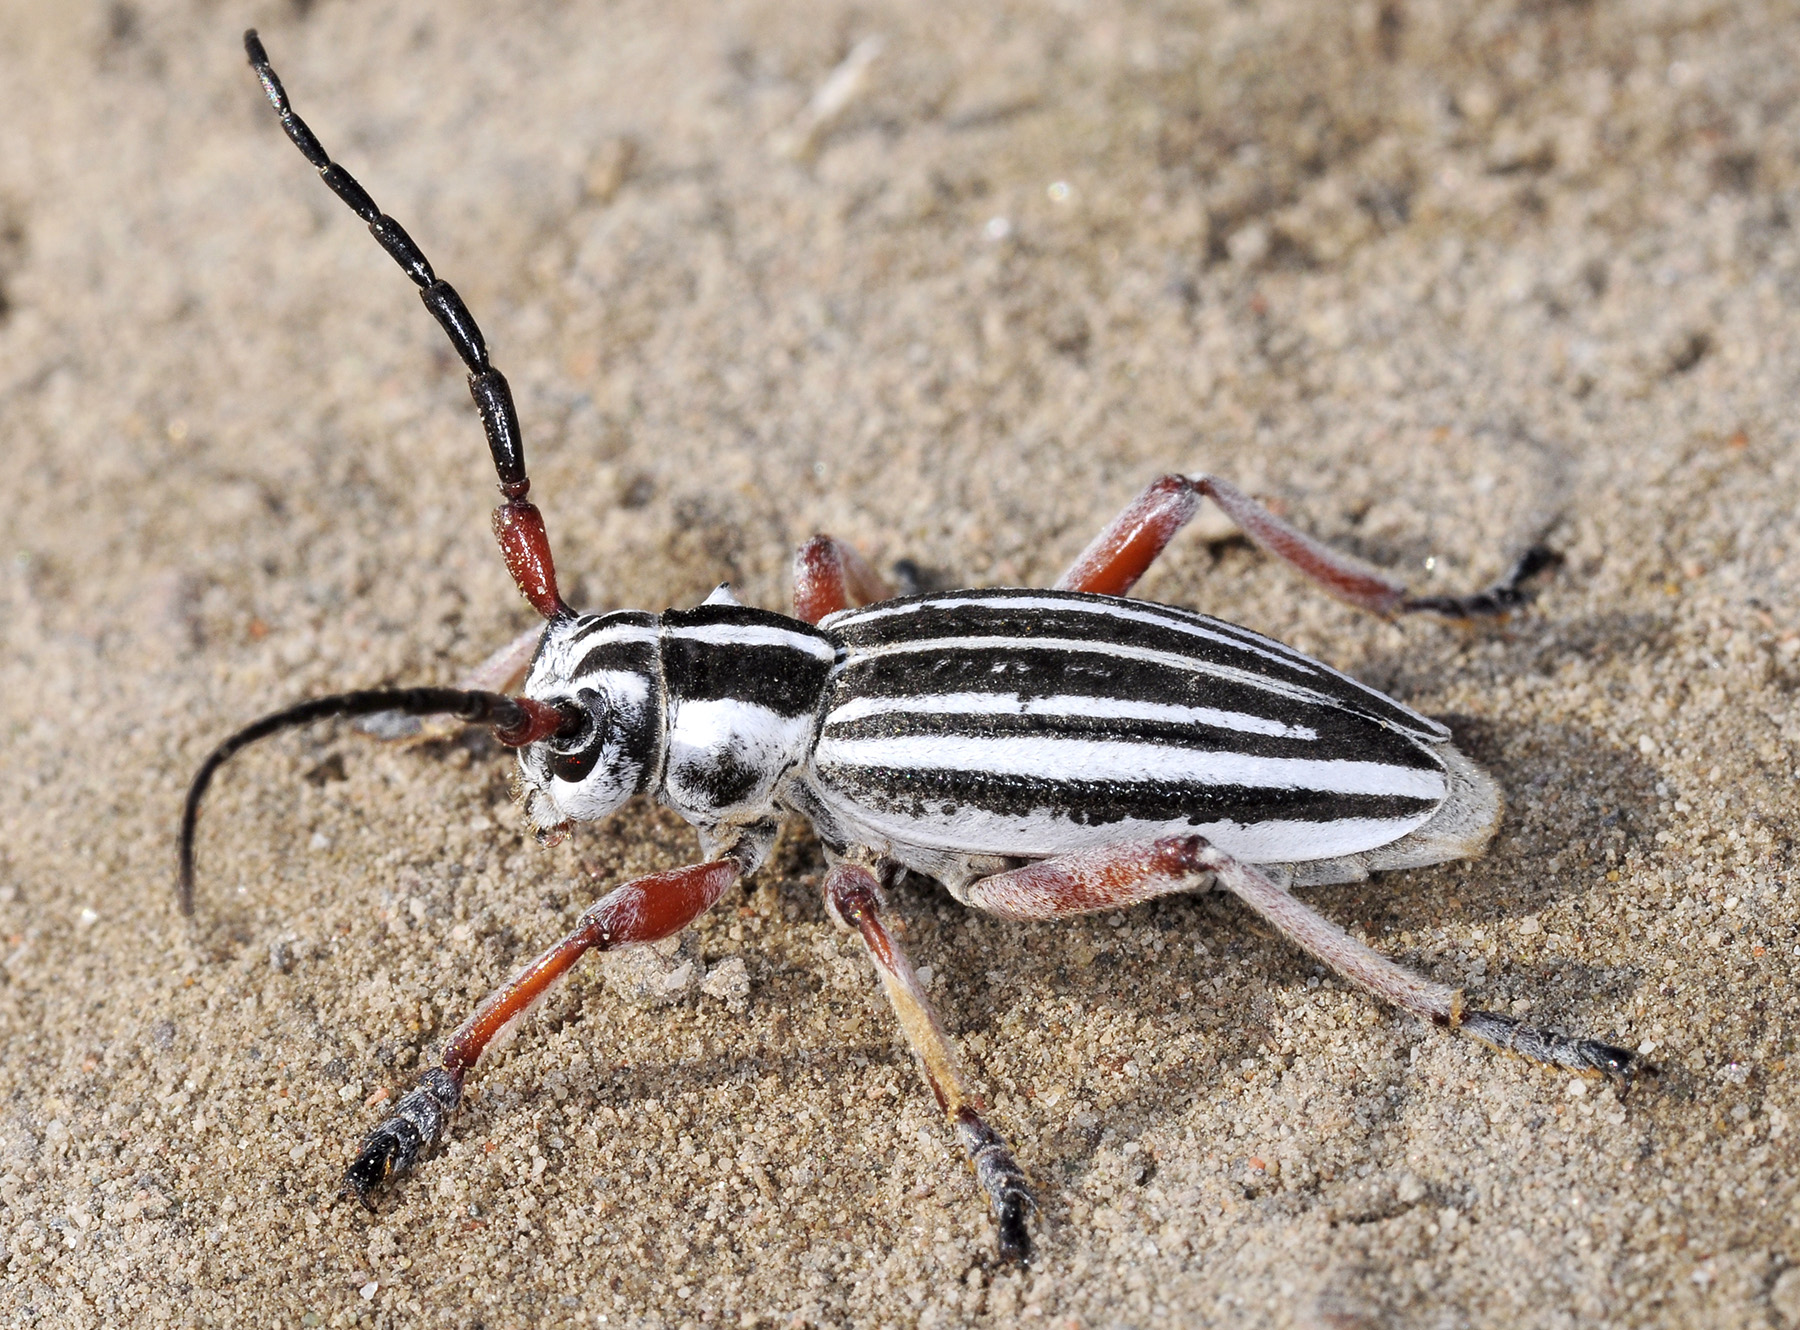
[243,29,568,621]
[178,688,572,916]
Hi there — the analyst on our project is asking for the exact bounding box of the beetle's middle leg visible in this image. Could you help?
[959,837,1639,1081]
[1055,473,1557,619]
[823,861,1036,1264]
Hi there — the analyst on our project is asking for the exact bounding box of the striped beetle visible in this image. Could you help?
[180,31,1641,1266]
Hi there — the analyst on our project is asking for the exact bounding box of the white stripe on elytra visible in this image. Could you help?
[1108,601,1450,741]
[823,690,1318,741]
[809,787,1436,862]
[665,623,839,661]
[1187,612,1452,740]
[826,593,1449,740]
[814,732,1445,799]
[841,633,1364,717]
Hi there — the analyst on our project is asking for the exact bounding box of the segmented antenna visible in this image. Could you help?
[243,29,569,621]
[178,688,573,916]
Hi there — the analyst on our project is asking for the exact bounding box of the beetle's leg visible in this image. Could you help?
[1055,473,1556,620]
[361,623,546,744]
[1195,839,1640,1079]
[823,862,1036,1265]
[793,535,896,624]
[1054,474,1203,597]
[961,836,1639,1082]
[955,839,1213,919]
[453,623,545,695]
[341,855,743,1207]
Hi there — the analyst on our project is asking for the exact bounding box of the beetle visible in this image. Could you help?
[180,30,1641,1266]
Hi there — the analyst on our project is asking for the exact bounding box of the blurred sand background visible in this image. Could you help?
[2,1,1798,1325]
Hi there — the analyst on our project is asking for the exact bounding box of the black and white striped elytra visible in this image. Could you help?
[518,585,1500,894]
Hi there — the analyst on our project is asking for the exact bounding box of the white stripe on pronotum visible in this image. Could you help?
[666,622,840,660]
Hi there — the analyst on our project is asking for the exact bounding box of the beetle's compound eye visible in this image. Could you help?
[518,666,656,829]
[546,689,603,784]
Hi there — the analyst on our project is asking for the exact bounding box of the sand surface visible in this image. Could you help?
[2,1,1798,1325]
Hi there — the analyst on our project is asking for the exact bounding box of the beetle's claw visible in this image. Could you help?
[340,1123,416,1209]
[1580,1039,1638,1078]
[1579,1038,1655,1090]
[337,1067,461,1209]
[996,1192,1034,1266]
[954,1106,1037,1265]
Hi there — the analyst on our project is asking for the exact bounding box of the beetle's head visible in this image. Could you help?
[513,610,665,842]
[176,616,663,916]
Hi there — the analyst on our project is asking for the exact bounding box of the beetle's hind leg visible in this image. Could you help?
[1055,473,1558,620]
[823,861,1036,1264]
[958,837,1640,1082]
[1191,841,1639,1078]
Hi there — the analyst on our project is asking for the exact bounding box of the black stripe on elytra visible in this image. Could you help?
[810,762,1440,828]
[828,590,1437,738]
[833,595,1291,663]
[830,592,1310,671]
[824,644,1427,758]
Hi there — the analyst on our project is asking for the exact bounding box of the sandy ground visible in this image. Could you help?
[2,0,1798,1325]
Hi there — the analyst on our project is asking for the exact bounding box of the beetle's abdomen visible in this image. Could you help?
[810,590,1451,864]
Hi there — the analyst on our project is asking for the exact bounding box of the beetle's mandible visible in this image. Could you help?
[181,30,1644,1266]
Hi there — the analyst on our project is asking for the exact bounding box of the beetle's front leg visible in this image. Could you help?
[823,861,1036,1265]
[342,854,744,1206]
